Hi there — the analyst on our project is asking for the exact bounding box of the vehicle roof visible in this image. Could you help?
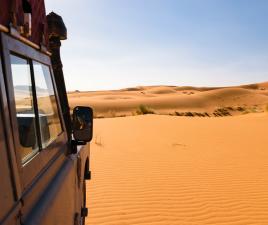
[0,0,48,47]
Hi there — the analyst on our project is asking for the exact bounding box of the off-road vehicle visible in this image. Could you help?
[0,1,92,224]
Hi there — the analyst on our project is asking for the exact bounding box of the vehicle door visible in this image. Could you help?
[0,46,21,225]
[1,33,79,225]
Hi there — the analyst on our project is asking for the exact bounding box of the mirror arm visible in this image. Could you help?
[71,140,87,154]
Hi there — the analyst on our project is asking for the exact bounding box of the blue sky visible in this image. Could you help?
[45,0,268,91]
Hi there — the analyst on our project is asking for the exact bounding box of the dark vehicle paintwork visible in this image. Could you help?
[0,31,90,225]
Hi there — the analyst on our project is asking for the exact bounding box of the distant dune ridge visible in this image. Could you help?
[68,82,268,118]
[79,81,268,225]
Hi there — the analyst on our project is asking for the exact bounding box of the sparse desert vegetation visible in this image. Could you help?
[107,110,117,118]
[78,82,268,225]
[213,107,232,116]
[68,82,268,119]
[94,135,103,147]
[174,111,210,117]
[136,104,155,115]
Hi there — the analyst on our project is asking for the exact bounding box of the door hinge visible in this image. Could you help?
[81,207,88,217]
[85,170,91,180]
[74,213,79,225]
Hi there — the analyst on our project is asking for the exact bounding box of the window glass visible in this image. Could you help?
[10,55,39,162]
[33,61,62,148]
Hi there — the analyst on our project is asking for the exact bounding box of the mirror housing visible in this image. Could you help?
[72,106,93,143]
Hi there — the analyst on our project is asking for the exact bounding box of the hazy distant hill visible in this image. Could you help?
[14,85,48,93]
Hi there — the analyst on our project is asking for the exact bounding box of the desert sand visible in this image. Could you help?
[77,82,268,225]
[68,82,268,118]
[86,114,268,225]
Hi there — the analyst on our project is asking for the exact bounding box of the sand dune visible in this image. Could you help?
[68,82,268,118]
[78,82,268,224]
[86,114,268,225]
[146,86,177,94]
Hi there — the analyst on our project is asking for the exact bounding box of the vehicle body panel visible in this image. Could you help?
[0,30,90,225]
[0,93,16,223]
[0,0,91,224]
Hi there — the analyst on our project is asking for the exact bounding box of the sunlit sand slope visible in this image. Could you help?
[68,82,268,117]
[86,114,268,225]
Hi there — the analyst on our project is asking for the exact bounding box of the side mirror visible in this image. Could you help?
[72,106,93,142]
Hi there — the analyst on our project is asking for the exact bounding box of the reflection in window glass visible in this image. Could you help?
[33,61,62,148]
[10,55,38,162]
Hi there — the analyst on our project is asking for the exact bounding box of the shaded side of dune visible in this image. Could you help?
[68,82,268,118]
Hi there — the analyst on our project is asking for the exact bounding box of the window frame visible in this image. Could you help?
[1,33,68,190]
[32,60,64,149]
[10,53,41,163]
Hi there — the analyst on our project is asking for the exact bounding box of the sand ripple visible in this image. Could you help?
[86,115,268,225]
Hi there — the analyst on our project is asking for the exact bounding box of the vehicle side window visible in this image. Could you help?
[10,55,63,163]
[33,61,62,148]
[10,55,39,162]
